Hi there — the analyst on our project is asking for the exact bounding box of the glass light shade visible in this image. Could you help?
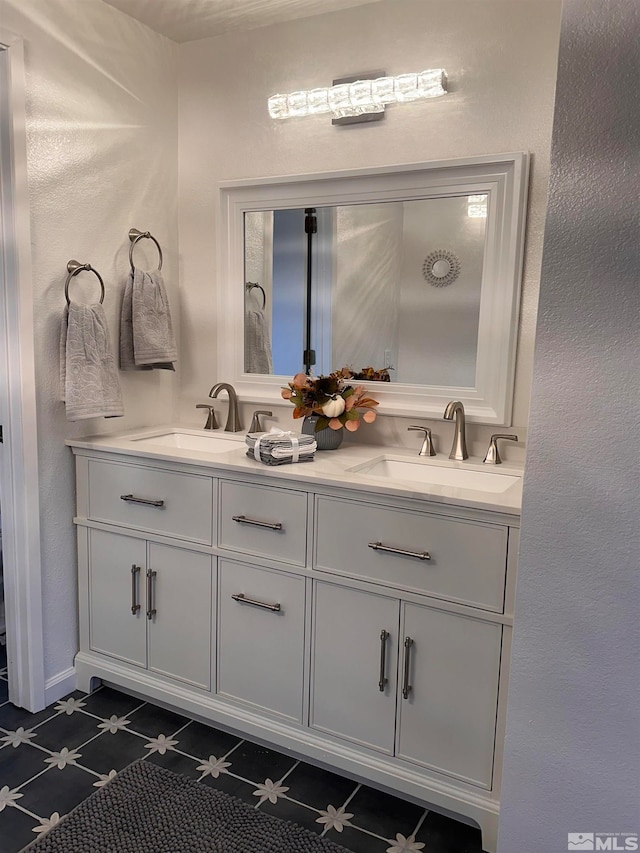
[371,76,396,105]
[417,69,448,98]
[328,83,352,117]
[307,88,330,115]
[286,90,309,117]
[267,94,289,119]
[394,73,420,101]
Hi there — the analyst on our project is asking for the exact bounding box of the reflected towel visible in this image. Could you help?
[244,308,273,374]
[60,303,124,421]
[120,269,177,370]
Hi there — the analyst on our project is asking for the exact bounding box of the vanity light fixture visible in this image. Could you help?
[267,68,448,121]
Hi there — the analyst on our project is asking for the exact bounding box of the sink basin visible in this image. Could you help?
[129,431,244,453]
[348,456,520,493]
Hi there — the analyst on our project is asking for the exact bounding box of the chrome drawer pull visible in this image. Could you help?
[368,541,431,561]
[130,565,141,614]
[120,494,165,508]
[146,569,157,619]
[232,514,283,531]
[378,629,389,692]
[231,592,281,612]
[402,636,414,699]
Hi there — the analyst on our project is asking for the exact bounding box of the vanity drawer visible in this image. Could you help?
[314,496,507,612]
[219,480,308,566]
[87,459,214,544]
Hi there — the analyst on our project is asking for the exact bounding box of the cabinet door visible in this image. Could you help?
[310,581,399,754]
[88,529,146,667]
[147,543,213,691]
[218,560,306,723]
[396,603,502,789]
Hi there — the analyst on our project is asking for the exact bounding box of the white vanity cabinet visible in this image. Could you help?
[70,443,519,853]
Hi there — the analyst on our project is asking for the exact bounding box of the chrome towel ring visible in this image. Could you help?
[245,281,266,310]
[129,228,163,272]
[64,260,105,307]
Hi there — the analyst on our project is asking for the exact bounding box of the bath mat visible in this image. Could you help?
[25,759,351,852]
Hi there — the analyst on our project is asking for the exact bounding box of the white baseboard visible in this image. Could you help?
[44,666,76,707]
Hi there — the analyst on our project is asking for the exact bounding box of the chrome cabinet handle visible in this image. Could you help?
[146,569,157,619]
[378,629,389,692]
[130,565,141,614]
[232,515,283,531]
[231,592,281,612]
[120,494,165,508]
[368,541,431,561]
[402,636,414,699]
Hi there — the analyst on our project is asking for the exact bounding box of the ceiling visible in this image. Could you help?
[101,0,385,43]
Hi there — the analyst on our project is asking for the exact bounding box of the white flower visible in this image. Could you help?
[44,747,82,770]
[55,697,86,715]
[144,734,178,755]
[0,726,37,748]
[196,755,231,779]
[386,833,426,853]
[93,770,117,788]
[97,715,130,734]
[32,813,61,836]
[316,804,354,832]
[252,778,289,805]
[0,785,23,812]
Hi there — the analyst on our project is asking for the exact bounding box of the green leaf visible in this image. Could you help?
[315,416,331,432]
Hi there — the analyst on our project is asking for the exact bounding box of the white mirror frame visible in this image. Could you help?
[218,152,529,425]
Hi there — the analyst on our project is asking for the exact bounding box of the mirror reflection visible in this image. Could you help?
[244,193,488,386]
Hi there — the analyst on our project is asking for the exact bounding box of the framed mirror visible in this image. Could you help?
[218,153,529,424]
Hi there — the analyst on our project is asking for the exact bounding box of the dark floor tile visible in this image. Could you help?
[126,703,189,738]
[0,702,58,732]
[31,710,103,752]
[198,770,258,804]
[170,720,241,762]
[78,686,144,719]
[0,681,8,703]
[74,729,147,775]
[414,810,483,853]
[0,804,40,853]
[146,750,201,779]
[0,643,7,668]
[18,763,98,817]
[258,796,323,835]
[0,742,50,788]
[284,761,358,810]
[347,785,425,840]
[325,825,391,853]
[223,739,296,785]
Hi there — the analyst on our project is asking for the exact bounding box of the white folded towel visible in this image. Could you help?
[60,303,124,421]
[120,268,177,370]
[244,307,273,374]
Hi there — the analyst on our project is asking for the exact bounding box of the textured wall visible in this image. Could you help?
[498,2,640,850]
[177,0,561,458]
[2,0,178,685]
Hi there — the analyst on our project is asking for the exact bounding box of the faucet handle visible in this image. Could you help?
[196,404,218,431]
[408,425,436,457]
[249,410,273,433]
[483,433,518,465]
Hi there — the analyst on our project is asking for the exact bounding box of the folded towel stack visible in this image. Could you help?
[120,268,177,370]
[246,428,316,466]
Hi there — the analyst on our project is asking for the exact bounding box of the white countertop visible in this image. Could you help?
[67,426,523,516]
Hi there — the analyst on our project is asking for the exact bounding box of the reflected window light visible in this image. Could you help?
[468,194,488,218]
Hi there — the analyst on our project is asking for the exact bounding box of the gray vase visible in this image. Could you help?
[302,415,344,451]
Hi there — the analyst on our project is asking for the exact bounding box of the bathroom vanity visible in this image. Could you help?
[68,427,522,852]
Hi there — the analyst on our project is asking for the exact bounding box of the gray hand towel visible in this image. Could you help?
[244,307,273,374]
[120,269,177,370]
[60,303,124,421]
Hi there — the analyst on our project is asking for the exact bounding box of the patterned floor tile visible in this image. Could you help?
[198,770,258,804]
[74,728,148,774]
[414,809,483,852]
[0,742,50,789]
[145,750,202,779]
[79,686,145,719]
[223,739,297,784]
[0,681,8,703]
[258,795,324,835]
[347,785,426,840]
[125,703,189,738]
[17,763,97,817]
[0,803,40,853]
[284,761,359,811]
[169,719,241,762]
[0,702,57,733]
[29,709,102,752]
[324,825,392,853]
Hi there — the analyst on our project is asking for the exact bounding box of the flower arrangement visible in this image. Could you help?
[281,370,379,432]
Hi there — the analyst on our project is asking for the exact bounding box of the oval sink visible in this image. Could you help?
[349,456,520,493]
[129,431,245,453]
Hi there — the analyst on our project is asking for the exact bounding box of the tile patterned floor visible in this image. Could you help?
[0,646,484,853]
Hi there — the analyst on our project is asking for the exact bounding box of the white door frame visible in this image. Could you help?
[0,29,45,712]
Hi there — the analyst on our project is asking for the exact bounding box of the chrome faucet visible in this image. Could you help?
[209,382,243,432]
[443,400,468,460]
[408,425,436,457]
